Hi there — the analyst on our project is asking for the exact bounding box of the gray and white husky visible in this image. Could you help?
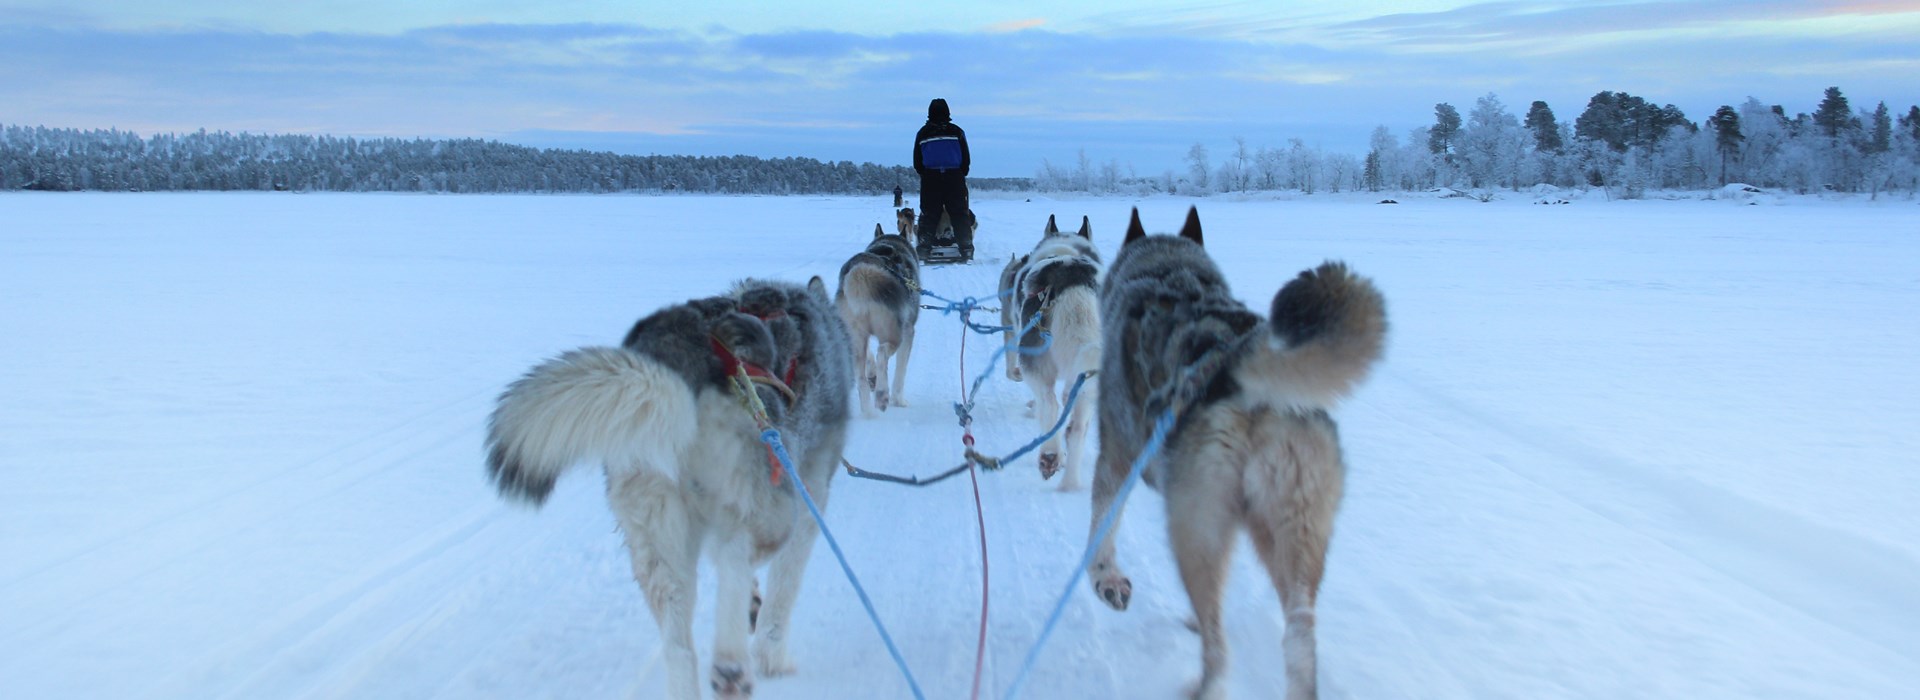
[837,224,922,416]
[485,278,854,700]
[999,214,1102,490]
[1087,208,1386,700]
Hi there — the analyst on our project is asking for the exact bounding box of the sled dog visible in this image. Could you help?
[485,278,854,700]
[999,214,1102,490]
[896,207,917,245]
[837,224,922,416]
[1087,208,1386,700]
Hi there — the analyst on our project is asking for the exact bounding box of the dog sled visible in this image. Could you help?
[916,208,975,265]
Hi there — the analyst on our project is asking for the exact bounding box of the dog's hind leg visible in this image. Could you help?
[1085,446,1134,611]
[710,535,758,699]
[1166,453,1241,700]
[853,334,877,418]
[609,469,704,700]
[872,338,898,411]
[888,321,914,407]
[1028,367,1064,481]
[1057,382,1095,492]
[754,465,833,678]
[1246,436,1341,700]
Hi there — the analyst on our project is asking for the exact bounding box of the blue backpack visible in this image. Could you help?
[920,136,963,171]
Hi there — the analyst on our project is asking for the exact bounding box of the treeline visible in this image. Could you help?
[1038,86,1920,199]
[0,126,975,194]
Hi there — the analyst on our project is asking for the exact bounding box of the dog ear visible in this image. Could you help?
[1178,206,1203,246]
[1077,215,1091,239]
[1045,214,1058,235]
[874,223,885,239]
[808,276,829,300]
[1124,208,1146,244]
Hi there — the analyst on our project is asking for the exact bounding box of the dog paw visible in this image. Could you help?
[1038,452,1061,480]
[1056,474,1082,492]
[874,390,890,412]
[1184,676,1226,700]
[1093,573,1132,611]
[889,395,909,407]
[754,644,796,678]
[711,663,754,699]
[1008,367,1024,382]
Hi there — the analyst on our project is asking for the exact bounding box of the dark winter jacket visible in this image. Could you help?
[913,99,970,178]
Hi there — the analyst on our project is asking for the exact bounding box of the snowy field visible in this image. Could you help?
[3,190,1918,699]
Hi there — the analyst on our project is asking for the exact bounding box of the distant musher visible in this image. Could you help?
[913,98,973,262]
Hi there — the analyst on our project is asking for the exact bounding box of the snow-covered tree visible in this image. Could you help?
[1709,105,1743,185]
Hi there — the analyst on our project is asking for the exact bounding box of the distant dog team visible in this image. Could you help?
[483,206,1386,700]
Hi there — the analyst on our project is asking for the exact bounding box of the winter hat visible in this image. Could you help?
[928,98,951,122]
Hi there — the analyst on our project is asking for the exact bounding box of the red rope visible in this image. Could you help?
[958,315,989,700]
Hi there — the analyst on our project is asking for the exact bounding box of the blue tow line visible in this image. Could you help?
[760,429,927,700]
[1002,408,1178,700]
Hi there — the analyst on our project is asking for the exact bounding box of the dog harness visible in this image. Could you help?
[708,334,799,484]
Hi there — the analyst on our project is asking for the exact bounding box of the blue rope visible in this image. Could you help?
[842,369,1096,486]
[954,310,1049,429]
[919,287,1020,335]
[760,429,926,700]
[989,370,1095,468]
[1002,408,1178,700]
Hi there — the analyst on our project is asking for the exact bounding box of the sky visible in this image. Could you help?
[3,1,1917,176]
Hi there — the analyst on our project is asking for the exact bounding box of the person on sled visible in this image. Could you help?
[913,98,972,262]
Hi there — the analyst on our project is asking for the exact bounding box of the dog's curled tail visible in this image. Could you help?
[1243,261,1388,409]
[485,346,699,506]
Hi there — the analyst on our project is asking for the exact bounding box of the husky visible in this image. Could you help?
[1086,208,1386,700]
[837,224,922,416]
[484,277,854,700]
[896,207,917,246]
[1000,214,1102,490]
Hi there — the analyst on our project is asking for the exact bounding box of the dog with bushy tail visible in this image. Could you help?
[1088,207,1385,700]
[486,278,854,700]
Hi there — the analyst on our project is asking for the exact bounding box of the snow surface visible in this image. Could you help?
[3,191,1918,699]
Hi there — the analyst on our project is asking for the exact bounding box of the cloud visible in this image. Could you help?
[0,12,1913,175]
[985,18,1048,33]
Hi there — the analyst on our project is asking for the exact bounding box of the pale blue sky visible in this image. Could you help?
[5,1,1916,175]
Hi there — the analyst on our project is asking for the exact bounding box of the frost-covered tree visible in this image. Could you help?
[1186,142,1210,193]
[1429,103,1461,155]
[1460,93,1526,189]
[1813,86,1858,139]
[1709,105,1743,185]
[1228,136,1253,191]
[1869,101,1892,154]
[1524,100,1563,154]
[1365,125,1400,192]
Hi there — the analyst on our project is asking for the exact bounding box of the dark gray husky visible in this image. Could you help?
[1087,208,1386,700]
[837,224,922,416]
[485,278,854,700]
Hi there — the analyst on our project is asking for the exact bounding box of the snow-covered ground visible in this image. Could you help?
[3,191,1917,699]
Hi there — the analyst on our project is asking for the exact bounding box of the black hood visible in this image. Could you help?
[927,98,950,122]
